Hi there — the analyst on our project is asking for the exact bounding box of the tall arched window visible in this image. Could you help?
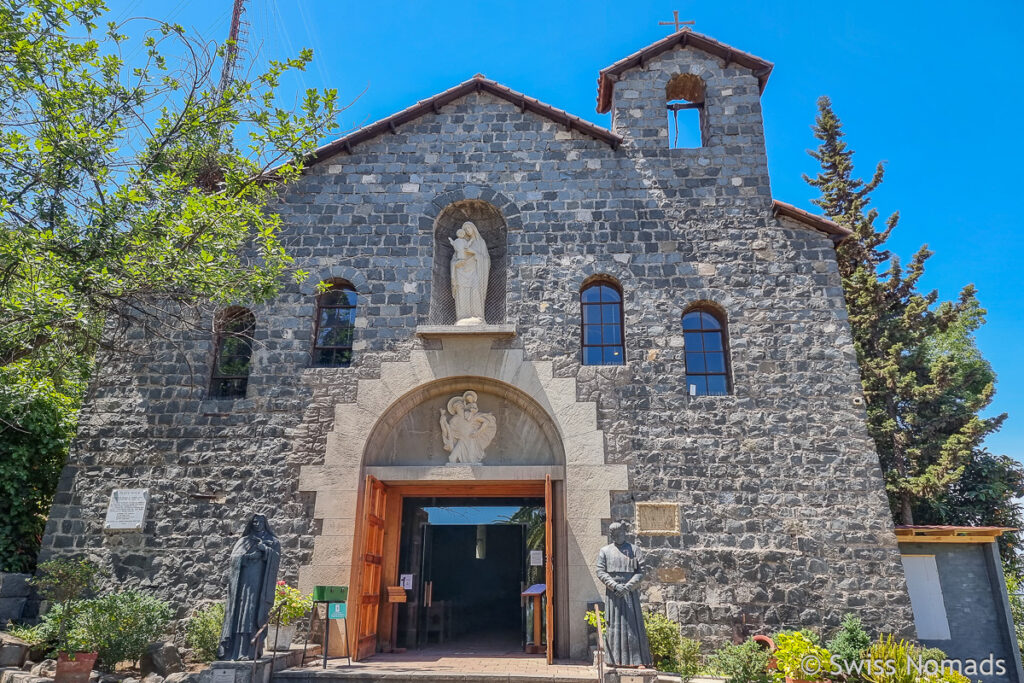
[313,281,357,367]
[581,279,625,365]
[210,308,256,399]
[683,307,729,396]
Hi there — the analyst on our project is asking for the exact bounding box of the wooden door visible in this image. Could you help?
[544,474,554,664]
[355,475,388,660]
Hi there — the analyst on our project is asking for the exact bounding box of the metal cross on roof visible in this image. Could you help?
[658,11,694,33]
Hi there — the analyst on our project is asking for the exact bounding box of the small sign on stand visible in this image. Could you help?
[521,584,546,655]
[301,586,349,670]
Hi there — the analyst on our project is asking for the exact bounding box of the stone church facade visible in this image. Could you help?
[39,30,913,658]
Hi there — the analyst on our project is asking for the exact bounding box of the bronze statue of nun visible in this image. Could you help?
[218,514,281,661]
[596,521,653,668]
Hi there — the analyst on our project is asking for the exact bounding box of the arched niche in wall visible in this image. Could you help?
[363,376,564,467]
[430,200,507,325]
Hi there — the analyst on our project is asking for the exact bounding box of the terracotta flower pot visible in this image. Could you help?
[752,635,778,670]
[55,651,98,683]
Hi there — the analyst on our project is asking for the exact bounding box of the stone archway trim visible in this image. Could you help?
[296,337,627,657]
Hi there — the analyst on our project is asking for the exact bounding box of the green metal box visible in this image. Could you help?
[312,585,348,602]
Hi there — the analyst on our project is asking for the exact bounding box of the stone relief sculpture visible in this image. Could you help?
[596,521,653,669]
[439,390,497,463]
[449,221,490,325]
[218,514,281,661]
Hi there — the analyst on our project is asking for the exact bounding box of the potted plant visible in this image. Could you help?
[771,631,831,683]
[54,624,98,683]
[29,559,103,683]
[268,582,312,650]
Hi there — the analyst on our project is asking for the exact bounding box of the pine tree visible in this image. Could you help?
[804,96,1008,526]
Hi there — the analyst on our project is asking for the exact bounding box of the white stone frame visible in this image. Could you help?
[297,336,628,657]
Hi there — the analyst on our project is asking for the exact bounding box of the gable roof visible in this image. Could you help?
[773,200,851,243]
[597,30,774,113]
[304,75,622,166]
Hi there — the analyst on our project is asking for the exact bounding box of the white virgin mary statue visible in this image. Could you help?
[449,221,490,325]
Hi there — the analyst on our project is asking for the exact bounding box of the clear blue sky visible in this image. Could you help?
[109,1,1023,460]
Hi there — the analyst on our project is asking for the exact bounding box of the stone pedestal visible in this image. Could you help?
[200,649,307,683]
[604,669,660,683]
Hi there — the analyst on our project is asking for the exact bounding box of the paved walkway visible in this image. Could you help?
[287,637,599,681]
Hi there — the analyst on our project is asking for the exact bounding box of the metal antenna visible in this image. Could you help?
[217,0,248,95]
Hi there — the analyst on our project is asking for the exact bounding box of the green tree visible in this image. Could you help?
[804,96,1008,527]
[1,0,338,370]
[1003,564,1024,655]
[915,297,1024,559]
[0,0,340,569]
[0,367,80,571]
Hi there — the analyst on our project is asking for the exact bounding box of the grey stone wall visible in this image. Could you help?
[38,40,912,645]
[0,573,30,625]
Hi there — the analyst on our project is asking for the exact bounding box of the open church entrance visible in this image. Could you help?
[397,497,546,652]
[350,477,559,662]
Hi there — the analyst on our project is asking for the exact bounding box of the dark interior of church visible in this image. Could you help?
[396,498,544,651]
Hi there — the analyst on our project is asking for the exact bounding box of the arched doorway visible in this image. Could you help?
[297,339,628,663]
[350,377,566,662]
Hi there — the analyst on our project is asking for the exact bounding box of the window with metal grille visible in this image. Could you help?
[210,308,256,399]
[313,282,357,367]
[683,308,729,396]
[581,280,625,365]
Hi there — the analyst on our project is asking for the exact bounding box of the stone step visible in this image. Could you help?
[274,669,598,683]
[272,665,685,683]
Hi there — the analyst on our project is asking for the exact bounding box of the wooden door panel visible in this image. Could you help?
[544,474,554,664]
[355,475,387,661]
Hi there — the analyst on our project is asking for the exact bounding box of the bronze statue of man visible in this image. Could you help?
[218,514,281,661]
[596,521,653,668]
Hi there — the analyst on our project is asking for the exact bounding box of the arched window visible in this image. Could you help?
[581,279,625,366]
[313,281,357,367]
[683,307,729,396]
[210,308,256,399]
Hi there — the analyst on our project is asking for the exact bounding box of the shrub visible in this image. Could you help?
[29,557,105,654]
[827,615,872,680]
[30,558,103,604]
[862,634,919,683]
[584,607,606,631]
[3,622,46,647]
[710,639,771,683]
[645,610,682,672]
[772,630,830,683]
[186,603,225,663]
[273,582,312,627]
[75,591,173,671]
[676,636,701,682]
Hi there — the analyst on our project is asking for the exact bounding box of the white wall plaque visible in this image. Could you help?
[529,550,544,566]
[103,488,150,532]
[399,574,413,590]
